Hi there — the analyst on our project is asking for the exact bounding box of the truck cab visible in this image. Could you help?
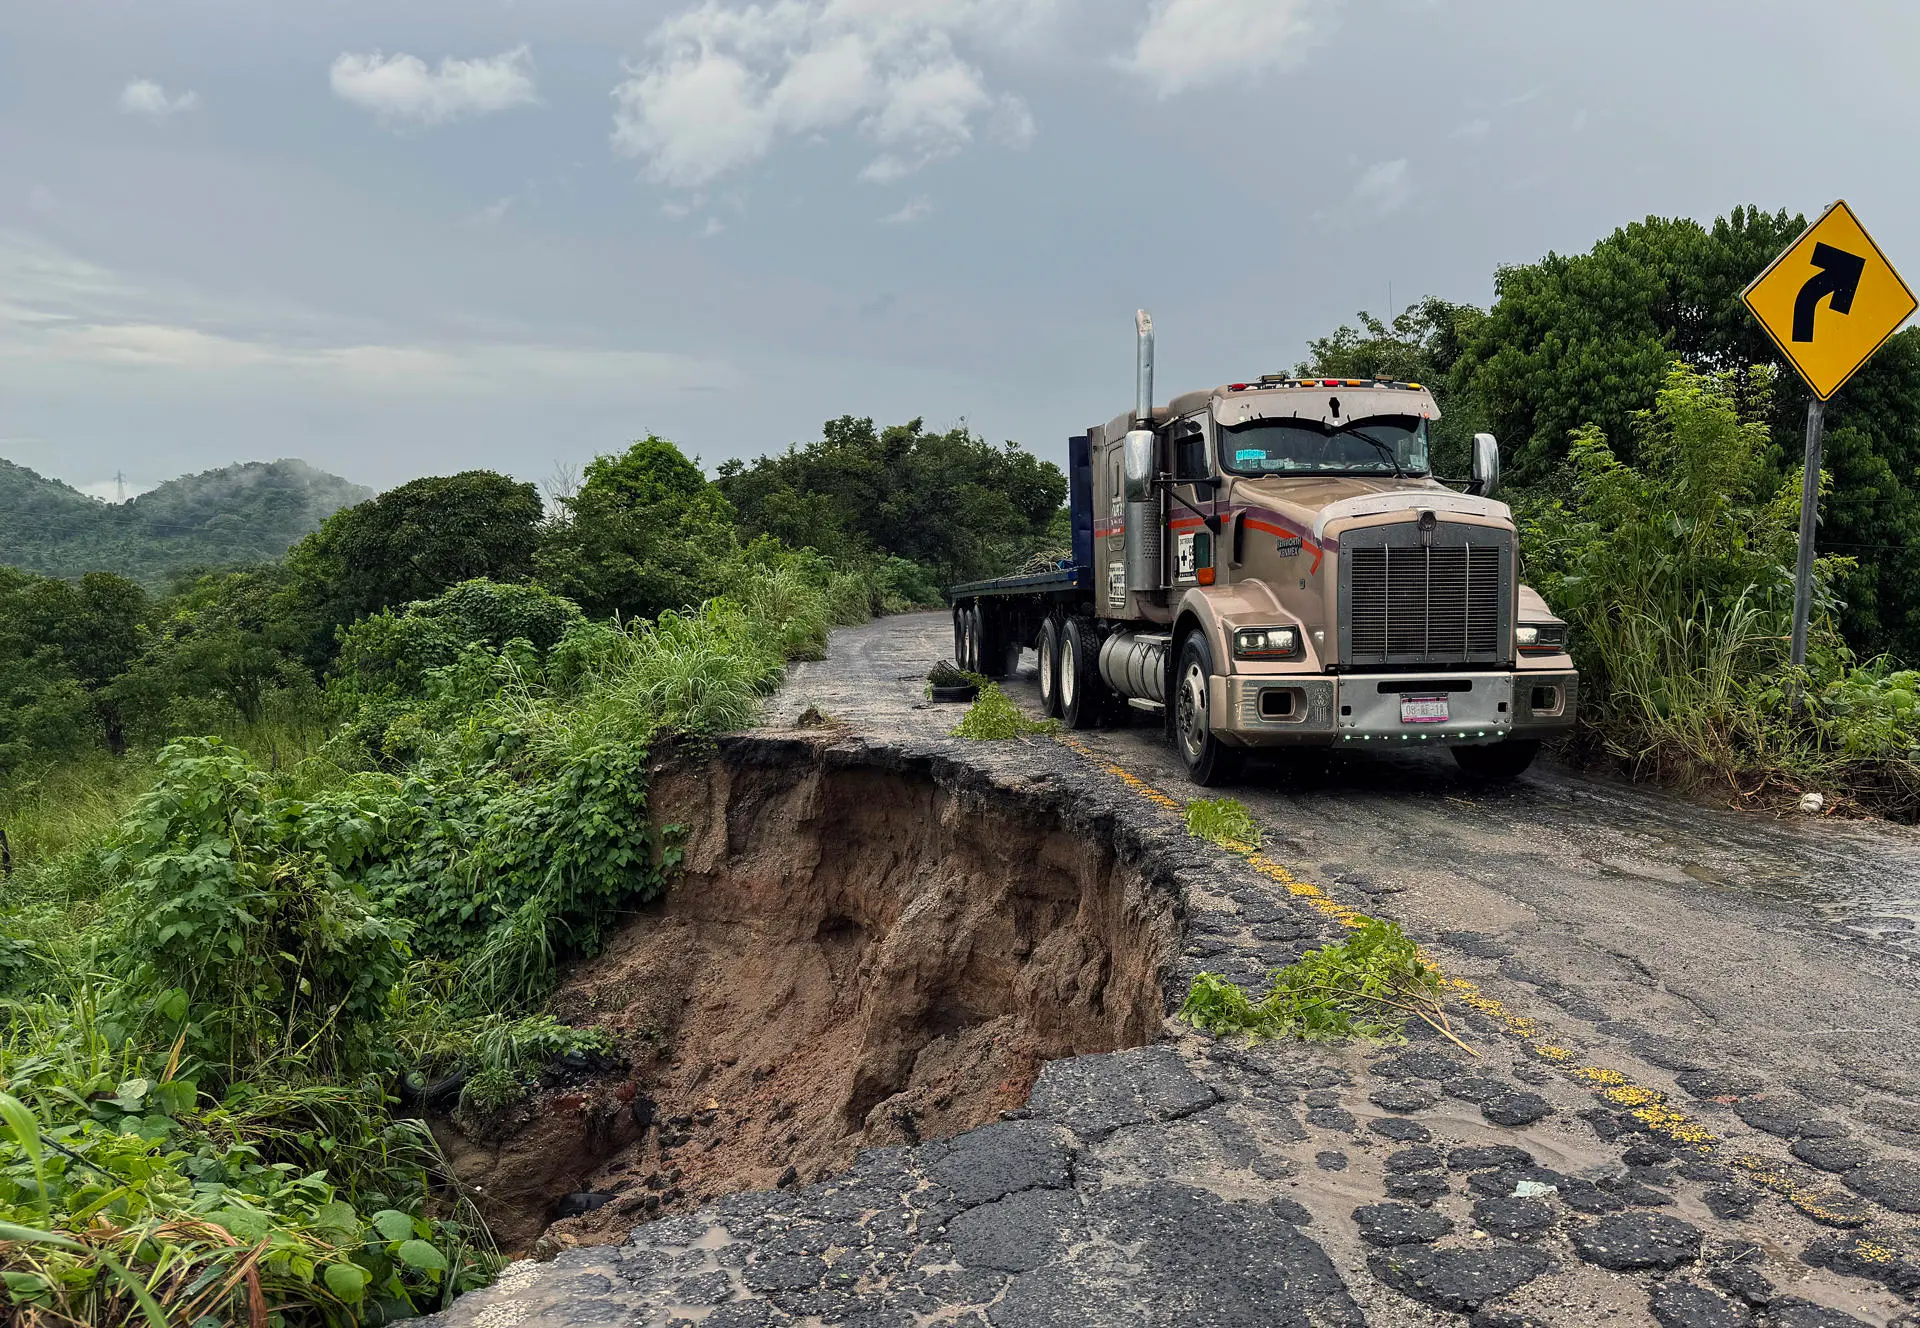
[948,313,1578,786]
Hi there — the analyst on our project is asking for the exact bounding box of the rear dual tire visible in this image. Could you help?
[1059,617,1107,731]
[1036,617,1063,718]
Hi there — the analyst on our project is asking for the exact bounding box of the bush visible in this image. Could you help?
[1518,360,1920,810]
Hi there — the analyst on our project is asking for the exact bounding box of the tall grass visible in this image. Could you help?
[1522,360,1920,813]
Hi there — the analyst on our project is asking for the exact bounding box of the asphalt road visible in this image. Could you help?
[785,613,1920,1126]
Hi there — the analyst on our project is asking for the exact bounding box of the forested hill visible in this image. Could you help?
[0,457,373,586]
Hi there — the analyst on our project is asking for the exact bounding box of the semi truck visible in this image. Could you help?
[948,311,1578,786]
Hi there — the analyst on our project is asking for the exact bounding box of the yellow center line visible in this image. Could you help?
[1051,732,1884,1226]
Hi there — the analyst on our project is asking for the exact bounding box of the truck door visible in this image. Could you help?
[1167,415,1214,590]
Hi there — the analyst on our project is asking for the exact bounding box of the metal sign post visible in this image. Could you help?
[1788,399,1825,669]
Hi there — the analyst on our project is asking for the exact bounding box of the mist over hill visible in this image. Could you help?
[0,457,373,586]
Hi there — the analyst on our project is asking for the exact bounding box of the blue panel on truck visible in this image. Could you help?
[1069,434,1093,572]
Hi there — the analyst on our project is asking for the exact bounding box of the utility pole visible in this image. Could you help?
[115,470,126,503]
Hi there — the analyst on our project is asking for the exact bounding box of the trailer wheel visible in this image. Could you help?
[962,606,985,673]
[952,605,969,669]
[1174,633,1241,786]
[1035,617,1063,718]
[976,606,1020,679]
[1060,617,1107,730]
[1452,740,1540,781]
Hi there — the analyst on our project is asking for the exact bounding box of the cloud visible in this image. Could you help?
[118,79,199,119]
[879,195,933,224]
[611,0,1037,190]
[1347,158,1413,220]
[0,230,727,393]
[1125,0,1325,97]
[1450,117,1490,141]
[330,46,538,126]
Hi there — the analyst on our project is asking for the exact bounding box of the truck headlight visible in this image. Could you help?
[1517,622,1568,653]
[1234,626,1300,659]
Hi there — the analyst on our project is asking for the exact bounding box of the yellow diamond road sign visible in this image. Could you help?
[1743,199,1917,400]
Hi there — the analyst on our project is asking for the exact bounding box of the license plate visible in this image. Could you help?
[1401,696,1449,724]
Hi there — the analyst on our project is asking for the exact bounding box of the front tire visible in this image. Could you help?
[1452,739,1540,781]
[1060,617,1106,730]
[1036,617,1063,718]
[1174,633,1241,787]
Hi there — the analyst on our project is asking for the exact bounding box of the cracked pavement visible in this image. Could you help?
[425,614,1920,1327]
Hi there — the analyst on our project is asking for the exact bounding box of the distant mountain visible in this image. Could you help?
[0,458,374,586]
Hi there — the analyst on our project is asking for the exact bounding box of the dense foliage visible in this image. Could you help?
[716,415,1066,587]
[0,459,371,588]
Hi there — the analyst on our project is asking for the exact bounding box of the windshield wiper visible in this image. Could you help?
[1328,422,1410,478]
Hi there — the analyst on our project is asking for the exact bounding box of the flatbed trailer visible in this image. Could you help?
[948,311,1579,787]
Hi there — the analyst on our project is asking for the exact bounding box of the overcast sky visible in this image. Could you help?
[5,0,1919,499]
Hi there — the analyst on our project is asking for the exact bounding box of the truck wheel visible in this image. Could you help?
[1452,740,1540,781]
[1036,617,1063,718]
[1174,633,1241,786]
[976,608,1019,679]
[1059,617,1106,731]
[952,605,970,670]
[963,606,984,673]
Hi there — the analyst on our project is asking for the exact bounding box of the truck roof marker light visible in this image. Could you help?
[1407,383,1423,390]
[1229,383,1248,391]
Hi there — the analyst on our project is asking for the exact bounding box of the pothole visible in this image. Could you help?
[432,737,1179,1254]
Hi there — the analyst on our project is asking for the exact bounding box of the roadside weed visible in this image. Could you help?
[950,683,1058,740]
[1182,919,1460,1048]
[1186,798,1261,849]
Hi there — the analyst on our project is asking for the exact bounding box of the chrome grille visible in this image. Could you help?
[1343,532,1509,667]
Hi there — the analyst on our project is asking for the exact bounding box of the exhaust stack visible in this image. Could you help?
[1135,309,1155,426]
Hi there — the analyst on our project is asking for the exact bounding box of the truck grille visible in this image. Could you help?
[1342,530,1510,668]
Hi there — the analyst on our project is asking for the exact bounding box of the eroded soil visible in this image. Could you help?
[435,738,1178,1254]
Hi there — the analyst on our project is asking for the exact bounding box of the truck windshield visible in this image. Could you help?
[1221,415,1431,477]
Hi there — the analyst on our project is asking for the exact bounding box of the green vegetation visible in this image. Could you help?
[0,420,1061,1324]
[1181,919,1451,1045]
[0,459,371,588]
[1184,798,1261,849]
[717,415,1066,587]
[949,683,1058,741]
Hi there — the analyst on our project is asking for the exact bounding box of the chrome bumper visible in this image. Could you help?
[1210,670,1578,747]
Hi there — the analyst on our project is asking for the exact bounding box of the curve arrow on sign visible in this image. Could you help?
[1793,242,1867,342]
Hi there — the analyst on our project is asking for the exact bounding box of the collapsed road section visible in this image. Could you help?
[424,620,1920,1328]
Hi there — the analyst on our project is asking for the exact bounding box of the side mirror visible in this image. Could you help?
[1123,429,1156,503]
[1470,433,1501,498]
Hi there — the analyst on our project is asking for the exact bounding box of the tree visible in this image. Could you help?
[1454,206,1805,479]
[282,471,544,663]
[1296,298,1490,476]
[717,417,1067,585]
[534,437,739,621]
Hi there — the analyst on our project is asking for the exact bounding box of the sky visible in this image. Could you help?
[5,0,1920,500]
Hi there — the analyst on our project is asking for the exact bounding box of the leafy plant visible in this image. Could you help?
[1185,798,1261,849]
[1181,919,1465,1051]
[950,683,1058,740]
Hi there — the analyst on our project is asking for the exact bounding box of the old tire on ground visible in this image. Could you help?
[1452,739,1540,781]
[1036,617,1063,718]
[1060,617,1106,731]
[1174,632,1242,787]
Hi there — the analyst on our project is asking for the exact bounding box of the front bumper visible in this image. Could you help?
[1209,670,1578,748]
